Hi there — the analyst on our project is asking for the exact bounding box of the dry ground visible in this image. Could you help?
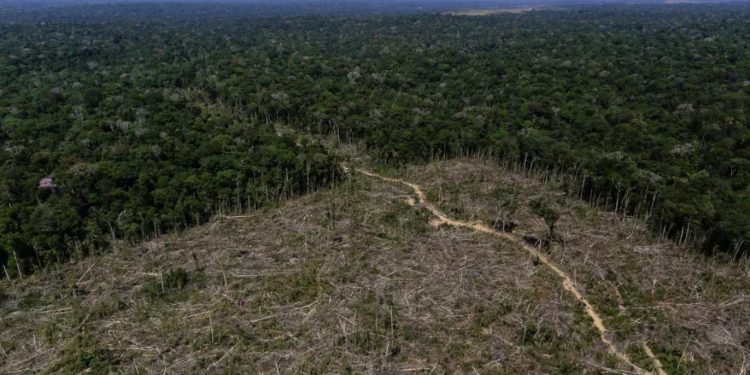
[395,159,750,374]
[1,159,748,374]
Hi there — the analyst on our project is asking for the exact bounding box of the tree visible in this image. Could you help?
[492,186,520,232]
[530,197,560,242]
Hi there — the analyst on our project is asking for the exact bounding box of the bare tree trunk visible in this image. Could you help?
[107,221,117,244]
[11,248,22,279]
[33,245,42,269]
[648,191,658,220]
[614,190,620,216]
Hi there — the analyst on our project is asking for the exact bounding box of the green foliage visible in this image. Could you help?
[142,268,206,301]
[49,332,119,374]
[530,197,560,239]
[0,11,341,274]
[0,3,748,262]
[379,200,430,235]
[348,291,399,355]
[261,263,330,304]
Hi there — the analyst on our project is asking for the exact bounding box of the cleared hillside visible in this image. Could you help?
[1,159,748,373]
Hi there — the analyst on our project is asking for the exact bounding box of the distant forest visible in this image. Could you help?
[0,3,748,275]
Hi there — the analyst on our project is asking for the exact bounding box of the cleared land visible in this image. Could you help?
[356,167,664,375]
[1,159,748,373]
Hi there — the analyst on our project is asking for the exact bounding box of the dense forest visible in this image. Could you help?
[0,6,343,275]
[1,3,749,276]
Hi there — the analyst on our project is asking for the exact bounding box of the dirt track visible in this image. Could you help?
[357,168,666,375]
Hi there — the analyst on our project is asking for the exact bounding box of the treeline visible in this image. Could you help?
[0,4,748,275]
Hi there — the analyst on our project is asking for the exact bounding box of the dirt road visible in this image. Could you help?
[357,168,666,375]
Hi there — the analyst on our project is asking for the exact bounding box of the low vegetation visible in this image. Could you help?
[1,159,747,373]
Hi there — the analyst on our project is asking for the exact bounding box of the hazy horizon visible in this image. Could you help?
[2,0,744,5]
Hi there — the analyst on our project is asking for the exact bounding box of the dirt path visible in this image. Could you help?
[356,168,666,375]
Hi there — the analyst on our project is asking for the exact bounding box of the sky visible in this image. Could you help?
[0,0,580,7]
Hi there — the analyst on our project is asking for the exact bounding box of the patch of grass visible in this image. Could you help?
[346,291,400,355]
[571,204,597,222]
[519,321,556,348]
[652,341,690,375]
[568,300,600,344]
[626,342,665,375]
[379,201,430,235]
[261,262,330,304]
[142,268,207,302]
[90,297,128,320]
[48,332,120,374]
[445,340,469,362]
[468,302,513,337]
[527,317,591,373]
[0,339,17,354]
[19,291,44,309]
[39,320,62,345]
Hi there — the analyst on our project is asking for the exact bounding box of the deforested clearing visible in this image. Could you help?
[2,160,747,374]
